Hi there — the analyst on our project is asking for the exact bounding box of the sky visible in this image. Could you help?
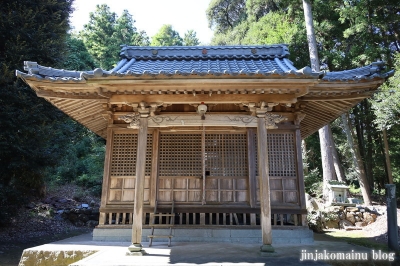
[69,0,214,45]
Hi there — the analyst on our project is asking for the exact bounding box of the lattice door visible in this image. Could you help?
[254,132,299,206]
[108,132,152,203]
[158,133,202,203]
[157,132,249,204]
[205,133,248,203]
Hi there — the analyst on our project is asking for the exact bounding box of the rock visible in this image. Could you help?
[346,207,359,212]
[86,220,99,227]
[19,249,96,266]
[306,197,319,211]
[25,203,36,209]
[339,219,354,229]
[339,212,346,220]
[58,198,68,204]
[78,214,89,223]
[90,200,96,207]
[326,206,341,212]
[364,212,377,224]
[345,212,356,224]
[355,221,367,227]
[354,216,360,222]
[74,220,85,227]
[325,220,339,229]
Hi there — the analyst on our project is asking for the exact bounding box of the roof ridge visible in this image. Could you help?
[120,45,290,60]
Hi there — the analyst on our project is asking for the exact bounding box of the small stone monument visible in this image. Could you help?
[327,182,349,205]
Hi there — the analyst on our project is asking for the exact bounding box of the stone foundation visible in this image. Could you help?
[93,227,313,245]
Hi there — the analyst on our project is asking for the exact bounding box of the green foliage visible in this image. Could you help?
[64,34,96,71]
[79,5,149,70]
[242,12,298,45]
[304,168,323,198]
[246,0,282,21]
[372,53,400,130]
[151,24,183,46]
[206,0,247,33]
[183,30,200,46]
[0,0,74,223]
[46,123,105,197]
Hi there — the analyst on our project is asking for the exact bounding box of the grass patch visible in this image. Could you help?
[324,230,389,251]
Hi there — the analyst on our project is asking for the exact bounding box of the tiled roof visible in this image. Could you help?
[15,45,390,82]
[109,44,313,77]
[322,62,391,81]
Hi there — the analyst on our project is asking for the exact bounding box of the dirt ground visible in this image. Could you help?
[0,184,98,266]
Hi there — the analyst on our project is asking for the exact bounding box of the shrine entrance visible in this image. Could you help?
[158,131,249,205]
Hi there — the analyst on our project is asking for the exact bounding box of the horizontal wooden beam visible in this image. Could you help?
[300,93,371,101]
[100,205,307,214]
[37,90,109,102]
[110,93,298,104]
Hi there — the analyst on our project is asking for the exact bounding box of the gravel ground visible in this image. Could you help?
[362,205,400,244]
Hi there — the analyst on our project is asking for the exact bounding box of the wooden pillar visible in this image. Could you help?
[99,117,113,225]
[257,116,274,252]
[132,117,148,243]
[128,108,149,255]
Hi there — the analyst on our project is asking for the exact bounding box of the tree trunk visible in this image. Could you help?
[319,126,336,200]
[341,112,372,205]
[302,140,309,175]
[382,129,394,184]
[328,125,345,182]
[303,0,336,201]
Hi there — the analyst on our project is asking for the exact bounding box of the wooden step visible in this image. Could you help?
[148,235,173,238]
[149,224,175,228]
[150,214,175,217]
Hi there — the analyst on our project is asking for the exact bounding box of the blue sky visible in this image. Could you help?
[70,0,214,44]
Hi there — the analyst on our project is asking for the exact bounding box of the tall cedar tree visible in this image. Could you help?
[80,5,149,70]
[0,0,74,222]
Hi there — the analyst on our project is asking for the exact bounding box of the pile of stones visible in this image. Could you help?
[59,204,99,227]
[323,205,378,230]
[26,196,100,227]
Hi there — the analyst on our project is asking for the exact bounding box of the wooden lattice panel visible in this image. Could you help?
[158,133,202,177]
[254,132,299,206]
[205,133,248,203]
[267,133,296,177]
[254,132,296,177]
[110,133,138,176]
[205,134,248,177]
[108,132,153,203]
[158,133,202,203]
[110,133,153,176]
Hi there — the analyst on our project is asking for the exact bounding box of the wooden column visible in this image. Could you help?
[131,117,148,244]
[247,128,257,208]
[257,115,273,252]
[99,127,113,225]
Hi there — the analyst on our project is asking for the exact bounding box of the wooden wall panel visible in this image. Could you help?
[107,131,152,205]
[254,131,300,206]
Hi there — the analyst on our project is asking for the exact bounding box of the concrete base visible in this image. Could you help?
[19,232,379,266]
[93,227,314,245]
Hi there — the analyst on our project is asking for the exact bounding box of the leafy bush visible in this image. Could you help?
[304,168,323,198]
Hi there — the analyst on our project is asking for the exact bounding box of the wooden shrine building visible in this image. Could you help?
[17,45,388,252]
